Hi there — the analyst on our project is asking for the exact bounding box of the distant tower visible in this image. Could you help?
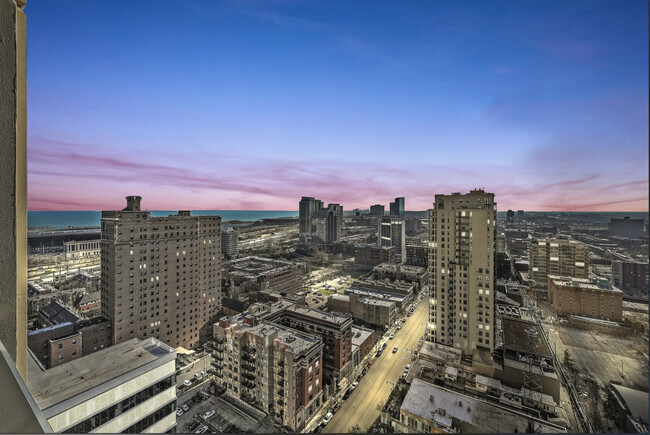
[506,209,515,223]
[389,197,405,220]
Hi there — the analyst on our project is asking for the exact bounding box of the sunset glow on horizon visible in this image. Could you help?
[27,1,648,212]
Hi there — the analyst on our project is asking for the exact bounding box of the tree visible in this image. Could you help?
[348,424,363,433]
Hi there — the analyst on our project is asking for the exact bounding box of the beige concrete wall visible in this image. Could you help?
[0,0,27,380]
[143,411,176,433]
[91,386,175,433]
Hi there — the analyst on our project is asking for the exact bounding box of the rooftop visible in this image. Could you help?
[402,379,564,433]
[351,326,374,347]
[285,304,351,325]
[346,287,406,303]
[611,384,649,423]
[28,337,175,412]
[501,318,552,358]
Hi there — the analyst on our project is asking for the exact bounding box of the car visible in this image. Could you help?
[183,380,192,387]
[382,343,387,350]
[200,370,207,378]
[401,318,406,323]
[393,346,398,353]
[343,389,352,400]
[176,409,184,416]
[367,360,373,366]
[322,412,333,425]
[407,312,412,317]
[405,364,411,370]
[195,426,208,434]
[203,410,215,419]
[313,425,323,433]
[389,333,395,340]
[182,404,190,412]
[333,403,342,413]
[350,381,359,390]
[195,373,203,381]
[397,325,402,330]
[376,350,383,357]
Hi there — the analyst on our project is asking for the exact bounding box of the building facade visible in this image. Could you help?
[64,240,101,260]
[428,189,497,355]
[548,275,623,322]
[299,197,318,240]
[612,261,649,292]
[379,216,406,263]
[100,196,221,349]
[221,227,239,259]
[213,316,323,431]
[389,197,405,220]
[369,204,385,216]
[28,337,177,433]
[355,244,396,267]
[265,305,353,389]
[608,217,645,238]
[529,238,589,298]
[225,256,305,300]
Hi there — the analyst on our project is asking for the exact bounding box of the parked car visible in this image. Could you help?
[389,333,395,340]
[183,380,192,387]
[397,325,402,330]
[176,409,184,417]
[313,425,323,433]
[382,343,388,350]
[376,349,383,357]
[203,410,215,419]
[350,381,359,391]
[195,426,208,434]
[405,364,411,370]
[322,412,333,425]
[393,346,398,353]
[194,373,203,381]
[181,404,190,412]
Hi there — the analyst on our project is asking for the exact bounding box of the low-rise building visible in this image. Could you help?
[354,244,396,267]
[28,316,112,369]
[548,275,623,322]
[328,293,397,328]
[64,239,101,260]
[383,379,565,433]
[351,326,376,367]
[225,256,306,300]
[372,263,428,291]
[27,337,177,433]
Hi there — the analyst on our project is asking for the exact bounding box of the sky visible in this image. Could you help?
[27,0,649,211]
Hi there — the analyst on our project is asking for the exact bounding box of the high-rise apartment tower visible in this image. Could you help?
[100,196,221,349]
[428,189,496,355]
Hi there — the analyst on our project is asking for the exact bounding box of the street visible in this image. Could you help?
[322,296,428,433]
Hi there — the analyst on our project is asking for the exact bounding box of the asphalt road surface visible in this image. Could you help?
[323,297,428,433]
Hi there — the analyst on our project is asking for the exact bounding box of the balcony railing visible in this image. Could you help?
[277,379,284,387]
[242,353,256,363]
[242,363,256,372]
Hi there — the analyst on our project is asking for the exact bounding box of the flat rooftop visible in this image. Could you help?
[351,326,374,347]
[28,337,175,411]
[346,287,406,303]
[248,322,321,354]
[402,379,564,433]
[285,304,351,325]
[501,318,552,358]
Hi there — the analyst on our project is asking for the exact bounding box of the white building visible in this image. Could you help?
[28,337,177,433]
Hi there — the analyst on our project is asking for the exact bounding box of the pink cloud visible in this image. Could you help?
[27,137,648,212]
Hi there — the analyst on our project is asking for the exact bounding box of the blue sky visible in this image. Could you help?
[26,0,648,211]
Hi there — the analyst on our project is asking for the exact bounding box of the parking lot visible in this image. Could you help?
[176,389,276,433]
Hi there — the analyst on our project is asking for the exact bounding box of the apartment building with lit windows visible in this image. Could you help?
[529,238,589,298]
[100,196,221,349]
[213,316,323,431]
[548,275,623,322]
[428,189,497,356]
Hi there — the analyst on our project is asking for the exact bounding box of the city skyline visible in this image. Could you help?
[27,1,648,212]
